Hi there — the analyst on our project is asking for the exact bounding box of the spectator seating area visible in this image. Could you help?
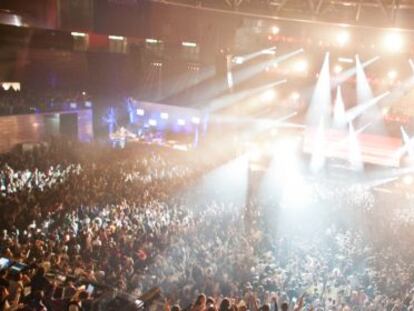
[0,89,92,115]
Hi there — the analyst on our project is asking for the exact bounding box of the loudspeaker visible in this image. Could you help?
[59,113,78,139]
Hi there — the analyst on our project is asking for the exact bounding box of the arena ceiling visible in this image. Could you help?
[150,0,414,28]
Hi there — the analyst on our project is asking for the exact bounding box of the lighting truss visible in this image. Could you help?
[150,0,414,27]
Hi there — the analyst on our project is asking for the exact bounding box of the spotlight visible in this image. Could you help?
[108,35,124,41]
[148,119,157,126]
[336,30,350,46]
[182,41,197,47]
[71,32,86,38]
[136,109,145,116]
[387,70,398,80]
[292,59,308,73]
[262,47,276,55]
[233,57,244,65]
[177,119,186,126]
[402,175,413,185]
[191,117,200,124]
[382,107,390,116]
[160,112,169,120]
[271,26,280,35]
[383,32,404,53]
[338,57,354,64]
[145,38,160,44]
[333,64,343,74]
[260,89,276,102]
[290,92,301,101]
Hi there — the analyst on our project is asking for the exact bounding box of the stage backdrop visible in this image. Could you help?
[303,128,403,168]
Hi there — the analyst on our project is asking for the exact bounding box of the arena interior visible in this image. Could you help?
[2,1,414,310]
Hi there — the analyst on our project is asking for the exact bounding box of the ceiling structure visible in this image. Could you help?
[151,0,414,28]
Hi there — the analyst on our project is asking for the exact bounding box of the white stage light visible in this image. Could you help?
[191,117,200,124]
[387,70,398,80]
[260,89,276,102]
[348,122,364,172]
[182,41,197,47]
[136,109,145,116]
[403,175,413,185]
[338,57,354,64]
[145,38,159,44]
[293,59,308,73]
[109,35,124,41]
[160,112,169,120]
[233,57,244,64]
[271,26,280,35]
[148,119,157,126]
[262,47,276,55]
[336,30,350,46]
[71,32,86,37]
[383,32,404,53]
[177,119,186,126]
[290,92,300,101]
[333,86,346,127]
[334,64,343,74]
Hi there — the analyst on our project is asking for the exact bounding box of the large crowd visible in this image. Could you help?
[0,140,414,311]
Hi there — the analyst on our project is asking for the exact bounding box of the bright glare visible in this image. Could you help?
[281,178,313,209]
[382,107,389,116]
[248,146,262,162]
[71,32,86,38]
[403,175,414,185]
[262,47,276,55]
[334,64,343,74]
[271,26,280,35]
[270,138,311,209]
[108,35,124,41]
[182,41,197,47]
[293,59,308,73]
[338,57,354,64]
[233,57,244,65]
[148,119,157,126]
[160,112,169,120]
[290,92,301,101]
[191,117,200,124]
[387,70,398,80]
[145,38,160,44]
[383,32,404,53]
[136,109,145,116]
[336,30,350,46]
[260,89,276,102]
[177,119,186,126]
